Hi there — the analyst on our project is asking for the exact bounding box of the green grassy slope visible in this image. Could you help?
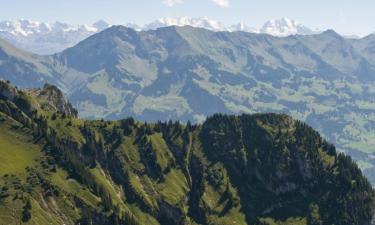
[0,114,41,178]
[0,113,78,225]
[0,81,373,225]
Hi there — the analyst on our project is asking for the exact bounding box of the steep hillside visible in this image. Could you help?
[0,81,373,225]
[0,38,55,88]
[1,26,375,184]
[0,84,100,224]
[0,38,88,92]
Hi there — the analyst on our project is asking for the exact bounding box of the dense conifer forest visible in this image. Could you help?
[0,80,373,225]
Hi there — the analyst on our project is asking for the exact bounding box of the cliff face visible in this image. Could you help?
[0,82,373,225]
[27,83,78,118]
[0,80,77,117]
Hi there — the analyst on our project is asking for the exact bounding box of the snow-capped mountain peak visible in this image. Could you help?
[142,17,317,36]
[260,17,316,36]
[0,17,322,55]
[0,19,111,54]
[143,16,227,31]
[93,20,111,31]
[228,22,258,33]
[0,19,52,36]
[0,19,110,36]
[142,17,259,33]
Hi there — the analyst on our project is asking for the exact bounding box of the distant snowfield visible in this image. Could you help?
[0,19,110,54]
[0,17,323,54]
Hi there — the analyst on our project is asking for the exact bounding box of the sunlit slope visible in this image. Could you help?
[0,81,373,225]
[2,28,375,181]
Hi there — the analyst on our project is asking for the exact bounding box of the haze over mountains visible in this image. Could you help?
[1,24,375,184]
[0,17,321,54]
[0,19,111,54]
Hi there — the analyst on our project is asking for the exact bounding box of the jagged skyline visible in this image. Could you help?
[0,17,321,55]
[1,0,374,36]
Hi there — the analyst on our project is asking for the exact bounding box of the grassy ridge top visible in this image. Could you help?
[0,81,373,225]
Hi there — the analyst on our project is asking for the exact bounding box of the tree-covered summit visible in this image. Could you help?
[0,81,373,225]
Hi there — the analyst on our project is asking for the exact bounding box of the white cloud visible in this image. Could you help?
[162,0,184,7]
[211,0,230,8]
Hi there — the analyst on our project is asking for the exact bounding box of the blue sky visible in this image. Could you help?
[1,0,375,36]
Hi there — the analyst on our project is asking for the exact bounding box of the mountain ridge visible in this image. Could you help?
[0,19,111,54]
[3,17,372,56]
[2,25,375,185]
[0,17,323,54]
[0,80,373,225]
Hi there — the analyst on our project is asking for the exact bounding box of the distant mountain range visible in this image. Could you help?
[140,17,320,36]
[0,17,321,54]
[1,25,375,184]
[0,19,110,54]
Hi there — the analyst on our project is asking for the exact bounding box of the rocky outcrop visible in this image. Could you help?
[0,79,18,100]
[34,84,78,118]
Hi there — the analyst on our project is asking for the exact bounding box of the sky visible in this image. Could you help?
[1,0,375,36]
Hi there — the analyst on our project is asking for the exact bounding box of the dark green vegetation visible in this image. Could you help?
[0,80,374,224]
[1,27,375,183]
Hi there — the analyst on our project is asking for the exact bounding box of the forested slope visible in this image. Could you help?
[0,80,373,225]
